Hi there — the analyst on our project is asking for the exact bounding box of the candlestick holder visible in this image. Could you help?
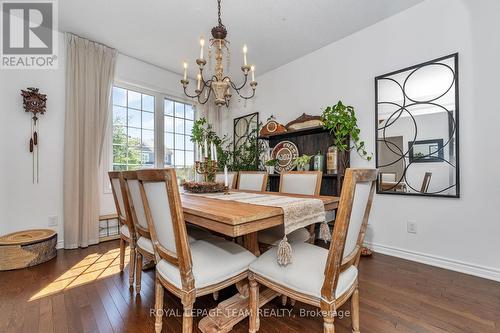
[195,158,218,182]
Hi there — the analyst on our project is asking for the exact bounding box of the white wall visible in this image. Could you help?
[0,33,185,247]
[225,0,500,280]
[0,32,66,244]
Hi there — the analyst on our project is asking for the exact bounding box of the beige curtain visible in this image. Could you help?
[63,33,117,249]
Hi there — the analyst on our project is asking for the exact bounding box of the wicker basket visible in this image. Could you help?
[182,181,226,193]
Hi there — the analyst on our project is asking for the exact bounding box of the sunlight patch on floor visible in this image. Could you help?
[29,247,130,301]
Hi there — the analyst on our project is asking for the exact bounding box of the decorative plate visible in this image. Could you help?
[259,116,287,137]
[271,141,299,173]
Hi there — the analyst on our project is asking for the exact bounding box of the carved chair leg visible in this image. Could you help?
[135,251,143,294]
[249,275,259,333]
[154,276,164,333]
[323,316,335,333]
[281,295,288,306]
[351,287,360,333]
[129,242,136,287]
[213,291,219,301]
[119,238,125,272]
[182,300,195,333]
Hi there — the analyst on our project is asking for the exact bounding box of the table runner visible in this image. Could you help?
[187,191,327,265]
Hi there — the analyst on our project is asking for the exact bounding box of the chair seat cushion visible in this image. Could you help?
[137,236,154,254]
[120,224,131,238]
[249,243,358,299]
[156,237,256,290]
[258,226,311,246]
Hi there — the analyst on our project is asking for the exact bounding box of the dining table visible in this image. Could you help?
[180,189,340,333]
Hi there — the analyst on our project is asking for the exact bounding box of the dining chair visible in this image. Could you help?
[248,168,377,333]
[380,172,396,184]
[237,171,268,191]
[137,168,256,333]
[123,170,216,294]
[108,171,136,288]
[420,172,432,193]
[258,171,323,248]
[215,171,238,189]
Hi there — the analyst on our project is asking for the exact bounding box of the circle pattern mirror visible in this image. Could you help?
[375,53,459,198]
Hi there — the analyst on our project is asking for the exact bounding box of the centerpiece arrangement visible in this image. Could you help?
[183,118,231,193]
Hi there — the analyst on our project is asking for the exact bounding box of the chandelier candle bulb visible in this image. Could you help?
[243,44,248,66]
[251,65,255,82]
[224,165,228,187]
[199,37,205,59]
[183,62,188,81]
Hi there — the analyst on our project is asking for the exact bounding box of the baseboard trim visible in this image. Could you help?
[364,242,500,282]
[57,240,64,249]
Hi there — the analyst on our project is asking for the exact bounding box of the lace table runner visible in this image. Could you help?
[187,191,326,265]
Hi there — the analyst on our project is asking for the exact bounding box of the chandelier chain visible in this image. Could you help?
[217,0,223,27]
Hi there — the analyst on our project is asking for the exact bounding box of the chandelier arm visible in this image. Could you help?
[228,73,249,91]
[233,87,256,100]
[198,84,213,105]
[183,86,202,99]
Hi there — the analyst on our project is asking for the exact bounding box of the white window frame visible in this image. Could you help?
[102,81,196,194]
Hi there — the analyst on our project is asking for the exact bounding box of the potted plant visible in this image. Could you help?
[321,101,372,172]
[293,154,313,171]
[265,159,278,174]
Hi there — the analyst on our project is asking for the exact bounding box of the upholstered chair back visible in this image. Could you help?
[380,172,396,183]
[139,174,179,257]
[215,172,238,189]
[237,171,268,191]
[122,171,149,235]
[321,168,377,301]
[342,181,372,260]
[279,171,322,196]
[109,171,126,222]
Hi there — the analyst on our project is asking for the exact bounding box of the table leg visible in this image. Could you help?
[243,231,260,256]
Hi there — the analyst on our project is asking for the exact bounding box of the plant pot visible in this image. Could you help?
[297,165,310,171]
[266,166,275,174]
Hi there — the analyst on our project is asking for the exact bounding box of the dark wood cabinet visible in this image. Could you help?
[259,126,349,196]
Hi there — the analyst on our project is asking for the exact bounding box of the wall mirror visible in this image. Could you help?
[375,53,459,198]
[233,112,259,167]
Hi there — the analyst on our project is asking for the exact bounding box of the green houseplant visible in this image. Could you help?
[293,154,313,171]
[321,101,372,170]
[264,158,278,174]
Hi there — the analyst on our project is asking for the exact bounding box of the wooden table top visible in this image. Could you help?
[181,190,339,237]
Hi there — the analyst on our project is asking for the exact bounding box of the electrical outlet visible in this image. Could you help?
[407,221,417,234]
[48,215,58,227]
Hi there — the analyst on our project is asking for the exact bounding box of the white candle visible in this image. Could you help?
[197,73,201,90]
[251,65,255,82]
[204,139,208,158]
[197,145,201,161]
[213,144,218,161]
[183,62,188,80]
[224,165,228,187]
[199,37,205,59]
[243,44,248,66]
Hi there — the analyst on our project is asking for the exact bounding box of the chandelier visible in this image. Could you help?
[180,0,257,108]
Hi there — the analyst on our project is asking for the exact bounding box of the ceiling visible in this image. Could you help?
[60,0,424,78]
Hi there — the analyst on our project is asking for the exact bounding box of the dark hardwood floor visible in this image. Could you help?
[0,240,498,333]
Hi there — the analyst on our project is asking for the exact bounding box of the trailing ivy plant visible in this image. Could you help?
[321,101,372,164]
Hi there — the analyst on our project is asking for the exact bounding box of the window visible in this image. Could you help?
[112,86,155,170]
[111,86,195,177]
